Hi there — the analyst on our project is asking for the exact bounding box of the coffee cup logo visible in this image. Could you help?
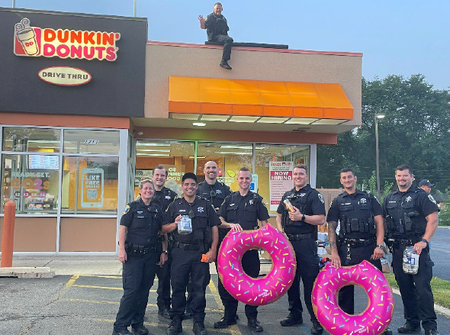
[15,18,39,56]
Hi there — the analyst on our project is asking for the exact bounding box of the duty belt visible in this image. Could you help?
[126,243,157,256]
[174,242,200,251]
[341,238,376,248]
[386,237,420,250]
[287,233,314,241]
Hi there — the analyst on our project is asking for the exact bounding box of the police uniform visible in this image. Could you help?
[204,12,233,62]
[163,196,220,324]
[277,185,325,327]
[217,191,270,322]
[113,199,162,333]
[384,186,439,333]
[327,189,383,314]
[152,186,177,314]
[197,180,231,240]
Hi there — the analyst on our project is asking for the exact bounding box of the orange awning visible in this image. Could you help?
[168,76,353,121]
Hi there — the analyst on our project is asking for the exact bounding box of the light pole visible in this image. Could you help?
[375,113,385,199]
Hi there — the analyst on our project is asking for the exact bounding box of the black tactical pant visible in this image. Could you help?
[170,248,210,322]
[156,253,171,310]
[114,251,159,331]
[392,245,437,331]
[286,238,320,322]
[337,242,381,314]
[217,249,260,320]
[213,34,233,61]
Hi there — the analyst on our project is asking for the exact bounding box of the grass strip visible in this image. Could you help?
[384,273,450,310]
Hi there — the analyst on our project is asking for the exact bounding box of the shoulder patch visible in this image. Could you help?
[428,194,437,204]
[122,205,130,215]
[318,193,325,204]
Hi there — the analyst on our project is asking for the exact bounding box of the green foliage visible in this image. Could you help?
[439,204,450,226]
[318,74,450,191]
[360,171,394,203]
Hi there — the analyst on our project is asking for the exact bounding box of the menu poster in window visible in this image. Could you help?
[81,168,104,208]
[269,161,293,211]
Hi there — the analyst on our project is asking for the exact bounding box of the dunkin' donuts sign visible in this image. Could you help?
[14,18,121,61]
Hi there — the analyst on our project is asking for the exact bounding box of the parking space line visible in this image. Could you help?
[77,274,122,279]
[56,274,79,299]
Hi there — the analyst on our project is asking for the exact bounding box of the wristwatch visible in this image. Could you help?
[421,238,429,245]
[301,214,306,221]
[376,244,385,249]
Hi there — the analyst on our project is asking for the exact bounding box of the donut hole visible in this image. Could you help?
[337,284,369,315]
[240,249,265,279]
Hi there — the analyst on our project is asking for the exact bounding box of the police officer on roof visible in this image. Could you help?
[151,166,177,319]
[198,2,233,70]
[327,168,392,335]
[384,165,440,335]
[276,164,325,335]
[213,167,269,332]
[113,179,167,335]
[162,173,219,335]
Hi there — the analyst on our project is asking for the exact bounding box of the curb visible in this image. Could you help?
[0,267,55,278]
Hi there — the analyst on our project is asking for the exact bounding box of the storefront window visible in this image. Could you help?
[134,140,195,197]
[1,154,59,214]
[255,144,310,214]
[61,156,118,214]
[2,127,61,152]
[63,129,120,155]
[197,142,253,190]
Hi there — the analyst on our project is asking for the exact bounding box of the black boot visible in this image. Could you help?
[424,330,439,335]
[220,60,232,70]
[280,313,303,327]
[214,315,237,329]
[112,329,132,335]
[398,322,421,333]
[247,318,263,332]
[158,307,171,319]
[382,327,393,335]
[167,316,182,335]
[311,320,324,334]
[193,321,207,335]
[131,325,149,335]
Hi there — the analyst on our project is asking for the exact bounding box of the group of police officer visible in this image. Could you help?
[113,162,439,335]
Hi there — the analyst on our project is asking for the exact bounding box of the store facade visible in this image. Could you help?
[0,8,362,254]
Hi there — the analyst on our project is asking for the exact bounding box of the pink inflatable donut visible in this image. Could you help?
[217,224,296,306]
[312,260,394,335]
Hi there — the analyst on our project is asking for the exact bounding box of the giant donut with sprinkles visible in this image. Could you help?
[312,260,394,335]
[217,224,296,306]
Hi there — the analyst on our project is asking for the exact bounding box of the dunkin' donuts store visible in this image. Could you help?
[0,7,362,254]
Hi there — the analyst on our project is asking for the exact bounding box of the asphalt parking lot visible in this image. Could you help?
[2,271,450,335]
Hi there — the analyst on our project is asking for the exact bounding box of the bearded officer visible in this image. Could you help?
[384,165,439,335]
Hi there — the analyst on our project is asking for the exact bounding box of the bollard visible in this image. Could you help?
[1,201,16,267]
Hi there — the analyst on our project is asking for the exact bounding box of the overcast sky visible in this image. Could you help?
[2,0,449,90]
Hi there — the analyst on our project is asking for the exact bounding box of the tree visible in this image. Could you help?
[318,75,450,191]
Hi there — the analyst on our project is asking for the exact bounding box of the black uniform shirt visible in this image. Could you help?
[277,184,326,235]
[153,186,177,212]
[163,196,220,244]
[204,13,229,41]
[121,199,162,247]
[327,189,382,223]
[383,185,439,237]
[197,180,231,210]
[219,191,270,230]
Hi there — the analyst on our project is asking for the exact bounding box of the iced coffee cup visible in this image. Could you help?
[16,28,39,55]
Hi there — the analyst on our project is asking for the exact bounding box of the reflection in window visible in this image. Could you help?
[255,144,310,214]
[197,142,253,190]
[63,129,120,155]
[134,140,195,197]
[2,127,61,152]
[61,157,118,214]
[1,154,59,214]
